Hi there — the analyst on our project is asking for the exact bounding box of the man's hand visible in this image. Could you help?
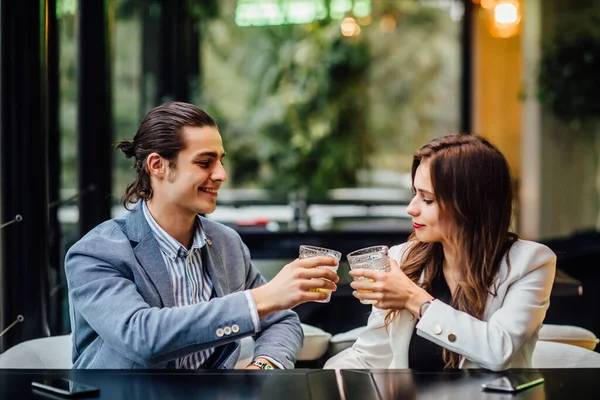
[251,256,339,318]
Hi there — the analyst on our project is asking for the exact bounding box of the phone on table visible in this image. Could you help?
[482,373,545,393]
[31,378,99,398]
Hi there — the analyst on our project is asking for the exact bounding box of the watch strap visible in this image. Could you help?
[250,360,274,370]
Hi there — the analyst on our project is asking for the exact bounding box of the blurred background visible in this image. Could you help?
[1,0,599,355]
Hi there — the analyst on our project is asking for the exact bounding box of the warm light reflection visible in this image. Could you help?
[494,3,518,24]
[481,0,522,38]
[379,14,396,33]
[341,17,360,36]
[480,0,495,9]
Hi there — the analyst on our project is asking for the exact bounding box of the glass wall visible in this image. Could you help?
[56,0,79,334]
[59,0,463,235]
[201,0,461,200]
[113,0,143,202]
[106,0,463,231]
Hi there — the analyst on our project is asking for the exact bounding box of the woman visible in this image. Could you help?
[325,134,556,371]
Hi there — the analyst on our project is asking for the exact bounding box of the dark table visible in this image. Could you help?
[0,369,340,400]
[341,369,600,399]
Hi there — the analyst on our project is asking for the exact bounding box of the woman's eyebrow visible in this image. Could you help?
[415,187,434,196]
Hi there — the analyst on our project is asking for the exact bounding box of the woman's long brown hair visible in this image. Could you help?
[385,134,517,368]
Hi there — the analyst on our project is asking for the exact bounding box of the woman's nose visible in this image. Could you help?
[406,197,419,217]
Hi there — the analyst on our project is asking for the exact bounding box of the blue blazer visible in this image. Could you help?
[65,204,303,369]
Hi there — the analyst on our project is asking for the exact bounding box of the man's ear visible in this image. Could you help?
[146,153,165,178]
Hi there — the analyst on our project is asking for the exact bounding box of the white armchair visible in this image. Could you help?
[0,325,332,370]
[0,334,73,369]
[326,324,600,362]
[532,341,600,368]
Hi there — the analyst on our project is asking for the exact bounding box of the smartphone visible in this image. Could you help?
[481,373,545,393]
[31,378,99,397]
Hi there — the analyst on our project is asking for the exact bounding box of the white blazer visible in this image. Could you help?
[325,239,557,371]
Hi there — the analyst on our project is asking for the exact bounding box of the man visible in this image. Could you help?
[65,101,338,369]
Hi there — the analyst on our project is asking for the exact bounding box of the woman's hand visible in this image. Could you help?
[349,258,433,316]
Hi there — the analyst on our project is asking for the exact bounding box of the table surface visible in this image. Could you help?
[3,368,598,400]
[341,368,600,400]
[0,369,340,400]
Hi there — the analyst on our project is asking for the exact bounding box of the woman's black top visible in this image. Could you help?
[408,269,453,370]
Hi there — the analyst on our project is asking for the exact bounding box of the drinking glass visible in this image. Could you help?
[347,245,390,305]
[299,245,342,303]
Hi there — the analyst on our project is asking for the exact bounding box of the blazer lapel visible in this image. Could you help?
[125,205,175,308]
[199,220,228,297]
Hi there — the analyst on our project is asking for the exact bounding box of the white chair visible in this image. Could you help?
[326,324,600,358]
[532,341,600,368]
[234,336,256,369]
[539,324,599,350]
[0,334,73,369]
[0,325,331,370]
[328,326,366,358]
[297,323,332,361]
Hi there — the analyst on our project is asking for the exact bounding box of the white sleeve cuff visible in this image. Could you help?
[244,290,261,333]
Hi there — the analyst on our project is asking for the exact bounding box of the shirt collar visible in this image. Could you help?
[142,200,206,260]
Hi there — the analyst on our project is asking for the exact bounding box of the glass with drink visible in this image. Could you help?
[347,245,390,305]
[299,245,341,303]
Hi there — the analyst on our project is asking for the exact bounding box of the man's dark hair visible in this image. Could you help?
[116,101,217,209]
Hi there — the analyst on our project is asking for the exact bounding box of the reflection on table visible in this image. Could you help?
[0,369,339,400]
[341,369,599,400]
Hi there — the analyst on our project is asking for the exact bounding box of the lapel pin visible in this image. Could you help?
[206,239,212,246]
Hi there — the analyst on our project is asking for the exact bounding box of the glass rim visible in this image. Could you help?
[299,244,342,259]
[346,245,389,260]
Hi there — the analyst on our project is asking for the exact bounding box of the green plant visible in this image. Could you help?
[202,1,460,201]
[537,11,600,128]
[208,21,372,201]
[250,25,372,201]
[537,9,600,230]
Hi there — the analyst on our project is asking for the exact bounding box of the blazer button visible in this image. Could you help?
[232,324,240,333]
[433,325,443,335]
[216,328,224,337]
[224,326,232,335]
[206,239,213,246]
[448,333,457,343]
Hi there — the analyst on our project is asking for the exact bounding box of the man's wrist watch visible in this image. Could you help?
[250,360,274,370]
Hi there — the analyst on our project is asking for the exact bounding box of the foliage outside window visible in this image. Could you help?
[537,9,600,229]
[60,0,461,206]
[202,0,460,202]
